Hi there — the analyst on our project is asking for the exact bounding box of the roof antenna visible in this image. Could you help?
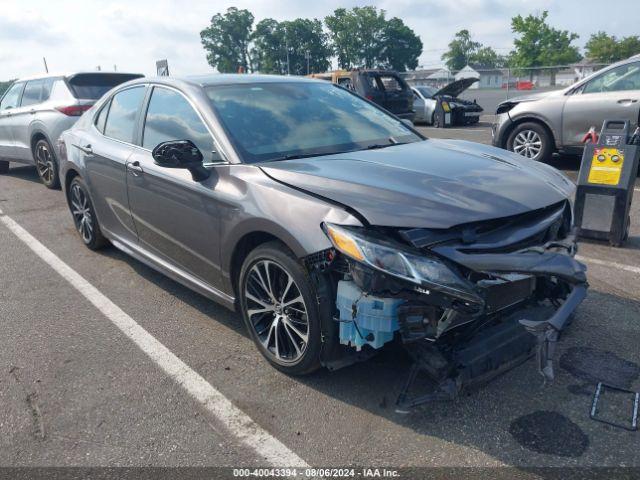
[43,57,49,73]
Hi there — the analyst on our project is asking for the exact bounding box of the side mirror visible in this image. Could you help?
[152,140,210,182]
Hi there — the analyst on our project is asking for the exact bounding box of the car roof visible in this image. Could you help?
[15,71,143,83]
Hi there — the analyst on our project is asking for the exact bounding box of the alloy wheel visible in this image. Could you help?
[35,142,55,184]
[70,183,94,244]
[512,130,542,159]
[244,260,309,363]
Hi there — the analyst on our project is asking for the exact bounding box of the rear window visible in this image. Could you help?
[378,75,406,92]
[67,73,143,100]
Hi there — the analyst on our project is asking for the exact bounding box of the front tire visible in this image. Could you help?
[239,242,322,375]
[34,138,61,189]
[68,177,107,250]
[507,122,553,162]
[0,160,9,174]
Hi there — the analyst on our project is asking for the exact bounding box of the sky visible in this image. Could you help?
[1,0,638,79]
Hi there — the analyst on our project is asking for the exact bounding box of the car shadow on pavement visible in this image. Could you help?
[5,165,41,184]
[87,246,640,468]
[294,288,640,468]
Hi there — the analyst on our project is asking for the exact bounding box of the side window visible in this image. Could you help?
[142,87,215,163]
[94,100,110,134]
[41,78,54,102]
[0,82,24,110]
[103,86,146,143]
[21,80,45,107]
[583,63,640,94]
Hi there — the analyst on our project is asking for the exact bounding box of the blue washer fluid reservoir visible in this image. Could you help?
[336,280,404,351]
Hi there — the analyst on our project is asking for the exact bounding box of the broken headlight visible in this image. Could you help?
[323,223,481,304]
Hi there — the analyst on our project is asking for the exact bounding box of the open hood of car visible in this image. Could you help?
[260,139,574,229]
[433,77,478,98]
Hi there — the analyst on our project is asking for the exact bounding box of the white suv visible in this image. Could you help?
[0,72,142,188]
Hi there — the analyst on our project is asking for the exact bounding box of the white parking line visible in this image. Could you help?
[0,208,307,467]
[576,255,640,275]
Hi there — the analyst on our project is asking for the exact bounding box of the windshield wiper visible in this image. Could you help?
[366,137,408,150]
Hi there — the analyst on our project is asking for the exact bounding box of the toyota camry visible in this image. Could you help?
[58,75,587,406]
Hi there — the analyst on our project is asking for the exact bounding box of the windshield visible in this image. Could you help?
[416,86,436,98]
[205,82,421,163]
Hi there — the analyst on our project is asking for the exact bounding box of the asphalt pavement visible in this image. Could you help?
[1,126,640,477]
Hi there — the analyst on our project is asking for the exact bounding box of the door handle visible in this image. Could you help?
[617,98,638,104]
[29,109,36,115]
[76,144,93,155]
[127,161,144,176]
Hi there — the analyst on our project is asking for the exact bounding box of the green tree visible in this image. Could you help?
[441,30,480,71]
[325,6,386,69]
[586,32,640,63]
[251,18,332,75]
[470,46,506,69]
[509,11,581,80]
[382,18,423,71]
[200,7,254,73]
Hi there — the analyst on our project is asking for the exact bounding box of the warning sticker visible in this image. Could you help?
[588,148,624,185]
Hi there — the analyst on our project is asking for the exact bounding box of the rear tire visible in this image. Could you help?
[33,138,61,189]
[239,241,322,376]
[68,177,107,250]
[506,122,553,162]
[0,160,9,174]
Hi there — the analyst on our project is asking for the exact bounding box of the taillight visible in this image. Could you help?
[365,95,374,100]
[55,105,92,116]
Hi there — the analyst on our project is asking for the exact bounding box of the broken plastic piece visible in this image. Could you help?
[590,382,639,431]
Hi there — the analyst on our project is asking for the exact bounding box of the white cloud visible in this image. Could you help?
[0,0,638,79]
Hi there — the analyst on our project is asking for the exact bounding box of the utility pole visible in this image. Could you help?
[285,35,290,76]
[43,57,49,73]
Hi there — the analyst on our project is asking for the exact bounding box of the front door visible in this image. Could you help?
[126,85,223,288]
[563,61,640,147]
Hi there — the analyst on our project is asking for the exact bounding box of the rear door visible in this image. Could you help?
[0,82,25,159]
[376,74,412,115]
[562,61,640,147]
[82,85,147,244]
[12,78,55,161]
[126,85,223,288]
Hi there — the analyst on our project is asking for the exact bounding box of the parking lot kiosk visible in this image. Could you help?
[574,120,639,247]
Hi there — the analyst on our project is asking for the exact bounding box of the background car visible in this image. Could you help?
[412,79,483,126]
[311,69,415,121]
[0,72,143,187]
[58,75,584,387]
[493,55,640,161]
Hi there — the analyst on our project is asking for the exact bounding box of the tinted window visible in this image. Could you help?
[94,100,110,133]
[68,73,143,99]
[206,82,420,163]
[142,87,214,161]
[583,62,640,94]
[417,86,436,98]
[103,87,145,143]
[0,82,24,110]
[379,75,404,92]
[21,80,45,106]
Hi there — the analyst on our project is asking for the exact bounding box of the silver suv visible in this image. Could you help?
[0,72,142,188]
[493,56,640,161]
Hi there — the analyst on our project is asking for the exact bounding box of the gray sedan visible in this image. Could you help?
[493,55,640,161]
[58,75,585,393]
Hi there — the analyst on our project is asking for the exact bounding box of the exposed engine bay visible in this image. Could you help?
[307,200,588,410]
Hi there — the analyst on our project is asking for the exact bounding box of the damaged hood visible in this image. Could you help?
[433,77,478,98]
[261,139,575,229]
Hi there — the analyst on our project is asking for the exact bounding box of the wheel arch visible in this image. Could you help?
[224,224,311,303]
[30,130,56,159]
[502,115,559,151]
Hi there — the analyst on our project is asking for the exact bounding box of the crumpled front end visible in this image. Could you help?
[313,200,587,409]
